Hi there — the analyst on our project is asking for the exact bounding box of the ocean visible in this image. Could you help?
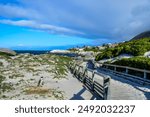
[14,50,48,55]
[14,50,78,57]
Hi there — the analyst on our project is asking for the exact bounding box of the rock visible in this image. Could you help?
[0,48,16,56]
[144,51,150,58]
[78,51,93,56]
[50,50,70,54]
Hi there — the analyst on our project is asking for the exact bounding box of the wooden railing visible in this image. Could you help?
[68,62,111,100]
[94,62,150,85]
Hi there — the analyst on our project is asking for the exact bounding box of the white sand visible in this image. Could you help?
[0,54,96,100]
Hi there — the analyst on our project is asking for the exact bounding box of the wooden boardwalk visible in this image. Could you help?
[69,63,110,100]
[97,68,150,99]
[67,60,150,100]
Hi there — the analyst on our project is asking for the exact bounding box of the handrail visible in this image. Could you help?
[102,63,150,73]
[69,62,110,100]
[94,61,150,84]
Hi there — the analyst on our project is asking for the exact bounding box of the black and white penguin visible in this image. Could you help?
[37,76,44,87]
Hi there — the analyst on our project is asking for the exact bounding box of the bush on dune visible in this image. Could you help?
[95,38,150,61]
[112,57,150,70]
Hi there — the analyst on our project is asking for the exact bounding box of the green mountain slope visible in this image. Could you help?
[95,37,150,61]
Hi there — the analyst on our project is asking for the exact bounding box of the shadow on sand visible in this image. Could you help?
[70,85,102,100]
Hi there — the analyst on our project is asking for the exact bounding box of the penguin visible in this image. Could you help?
[37,76,44,87]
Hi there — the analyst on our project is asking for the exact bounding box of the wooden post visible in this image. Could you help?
[83,69,87,84]
[91,71,95,91]
[79,66,83,80]
[143,70,147,85]
[73,64,77,75]
[114,66,116,71]
[144,70,147,79]
[103,87,108,100]
[126,67,128,74]
[92,71,95,80]
[77,66,80,77]
[103,77,110,100]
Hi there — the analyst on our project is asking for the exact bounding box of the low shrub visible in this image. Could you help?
[112,57,150,70]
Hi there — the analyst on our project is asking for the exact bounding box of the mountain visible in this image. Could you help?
[0,48,16,56]
[131,31,150,40]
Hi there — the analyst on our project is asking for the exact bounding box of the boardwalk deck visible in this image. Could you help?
[66,60,150,100]
[97,68,150,100]
[43,69,150,100]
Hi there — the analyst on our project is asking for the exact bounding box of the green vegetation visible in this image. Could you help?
[9,74,24,79]
[51,89,64,100]
[0,53,12,60]
[83,46,100,52]
[68,48,78,52]
[69,46,101,52]
[0,51,15,56]
[0,75,5,84]
[112,57,150,70]
[0,62,3,66]
[0,75,13,94]
[0,75,6,95]
[52,56,72,79]
[12,54,73,79]
[1,83,14,92]
[95,38,150,61]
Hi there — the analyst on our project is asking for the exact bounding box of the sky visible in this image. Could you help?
[0,0,150,50]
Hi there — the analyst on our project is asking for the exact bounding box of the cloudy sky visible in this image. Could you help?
[0,0,150,50]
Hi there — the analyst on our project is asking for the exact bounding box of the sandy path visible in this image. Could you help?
[44,72,100,100]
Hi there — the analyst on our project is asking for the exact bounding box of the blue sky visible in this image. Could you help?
[0,23,93,49]
[0,0,150,50]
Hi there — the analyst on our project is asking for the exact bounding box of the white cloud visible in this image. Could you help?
[0,19,84,35]
[18,44,24,46]
[0,4,41,19]
[0,0,150,40]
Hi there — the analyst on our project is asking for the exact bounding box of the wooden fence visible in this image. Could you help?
[68,62,111,100]
[94,62,150,85]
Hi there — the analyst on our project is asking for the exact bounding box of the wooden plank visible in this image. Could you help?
[94,81,103,89]
[94,89,104,98]
[108,68,150,82]
[94,84,103,92]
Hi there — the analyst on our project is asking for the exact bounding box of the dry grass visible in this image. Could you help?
[24,86,64,99]
[25,87,50,95]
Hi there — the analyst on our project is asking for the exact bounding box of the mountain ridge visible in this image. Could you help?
[131,31,150,40]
